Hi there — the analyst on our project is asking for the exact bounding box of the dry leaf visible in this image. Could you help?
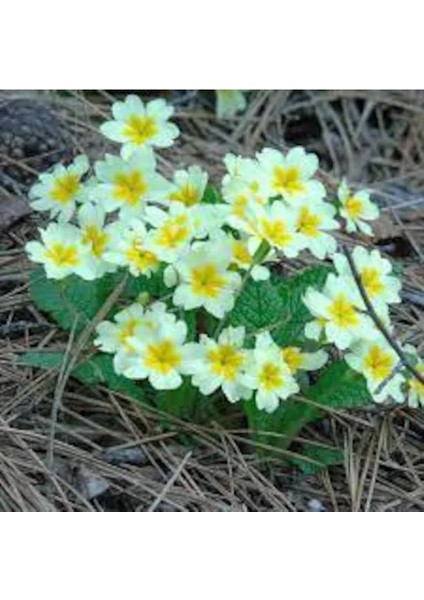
[0,191,30,233]
[372,213,400,240]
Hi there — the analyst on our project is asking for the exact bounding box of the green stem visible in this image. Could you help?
[214,240,271,339]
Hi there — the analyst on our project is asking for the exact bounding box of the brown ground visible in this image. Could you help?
[1,90,424,511]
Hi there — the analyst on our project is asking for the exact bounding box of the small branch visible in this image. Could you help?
[374,361,404,396]
[46,275,129,472]
[147,451,192,512]
[342,244,424,386]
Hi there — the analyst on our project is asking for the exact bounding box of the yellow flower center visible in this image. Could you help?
[45,243,79,267]
[123,114,158,145]
[363,345,394,381]
[261,218,293,248]
[113,170,147,205]
[219,90,237,101]
[360,267,384,298]
[191,263,227,299]
[118,319,139,352]
[328,294,359,328]
[345,196,363,219]
[232,195,249,218]
[281,347,303,374]
[50,173,81,204]
[82,225,109,258]
[156,215,190,249]
[410,365,424,397]
[259,361,284,391]
[272,166,305,196]
[232,240,251,266]
[207,343,244,381]
[126,242,159,272]
[296,206,321,237]
[170,184,200,207]
[144,339,181,375]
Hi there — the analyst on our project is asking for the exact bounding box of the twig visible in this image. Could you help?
[46,275,128,471]
[374,361,404,395]
[342,244,424,386]
[146,451,192,512]
[46,317,79,471]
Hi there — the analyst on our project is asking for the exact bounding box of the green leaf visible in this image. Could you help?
[243,397,290,449]
[18,351,145,401]
[18,351,66,370]
[307,360,372,408]
[229,279,284,339]
[277,360,371,443]
[229,265,331,346]
[307,359,372,409]
[123,266,169,301]
[30,266,172,333]
[243,396,316,456]
[156,378,197,420]
[156,377,216,424]
[291,445,344,475]
[73,354,145,400]
[271,397,318,444]
[243,396,344,471]
[29,267,121,333]
[269,266,331,345]
[201,183,222,204]
[242,360,372,460]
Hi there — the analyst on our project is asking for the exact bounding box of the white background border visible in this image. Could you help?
[0,516,421,598]
[1,3,421,596]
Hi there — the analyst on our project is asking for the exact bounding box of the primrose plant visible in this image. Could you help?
[24,94,424,464]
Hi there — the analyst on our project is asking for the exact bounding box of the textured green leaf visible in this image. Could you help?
[275,360,371,444]
[229,265,331,346]
[30,266,172,333]
[29,267,121,332]
[291,445,344,475]
[307,360,372,409]
[229,279,285,338]
[269,266,331,345]
[242,360,372,462]
[18,351,145,401]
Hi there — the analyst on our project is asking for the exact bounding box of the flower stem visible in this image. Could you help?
[214,240,270,339]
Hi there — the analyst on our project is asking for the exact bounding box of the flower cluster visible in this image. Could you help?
[25,93,423,413]
[95,306,320,412]
[302,245,420,405]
